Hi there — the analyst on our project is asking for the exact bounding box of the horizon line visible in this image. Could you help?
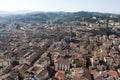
[0,10,120,15]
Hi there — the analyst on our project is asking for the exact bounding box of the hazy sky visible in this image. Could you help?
[0,0,120,13]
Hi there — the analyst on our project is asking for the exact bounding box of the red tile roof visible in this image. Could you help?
[55,71,65,80]
[108,70,119,78]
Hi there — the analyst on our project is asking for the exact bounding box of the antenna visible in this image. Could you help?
[56,25,60,41]
[106,16,109,28]
[70,26,72,39]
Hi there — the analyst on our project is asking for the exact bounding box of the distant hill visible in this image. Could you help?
[0,10,36,16]
[0,11,119,24]
[0,11,10,16]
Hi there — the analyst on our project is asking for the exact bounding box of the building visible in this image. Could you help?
[19,51,39,65]
[55,71,65,80]
[54,57,71,72]
[72,67,92,80]
[34,57,50,69]
[34,69,48,80]
[18,64,29,78]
